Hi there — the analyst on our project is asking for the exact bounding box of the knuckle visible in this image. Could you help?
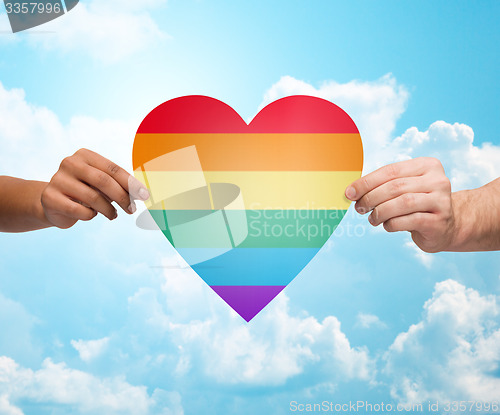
[87,189,100,204]
[403,193,415,207]
[96,172,110,187]
[360,177,371,193]
[75,148,89,157]
[107,163,120,176]
[386,163,399,179]
[60,156,75,170]
[391,178,405,195]
[65,202,79,216]
[437,176,451,192]
[401,193,415,209]
[425,157,443,170]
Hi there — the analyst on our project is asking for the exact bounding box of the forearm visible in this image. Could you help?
[0,176,51,232]
[447,178,500,251]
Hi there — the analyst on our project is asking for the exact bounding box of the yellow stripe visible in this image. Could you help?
[135,171,361,210]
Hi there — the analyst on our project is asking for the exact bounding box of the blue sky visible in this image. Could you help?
[0,1,499,414]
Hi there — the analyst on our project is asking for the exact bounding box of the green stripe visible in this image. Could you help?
[148,209,347,248]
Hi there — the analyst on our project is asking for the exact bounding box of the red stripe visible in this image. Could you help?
[136,95,359,134]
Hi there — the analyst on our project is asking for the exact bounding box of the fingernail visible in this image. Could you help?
[345,186,356,200]
[128,202,137,214]
[368,214,375,225]
[356,206,366,214]
[112,210,118,220]
[138,188,150,201]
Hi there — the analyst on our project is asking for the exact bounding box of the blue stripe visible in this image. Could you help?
[178,247,320,286]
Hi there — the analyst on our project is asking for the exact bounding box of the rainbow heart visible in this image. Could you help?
[132,96,363,321]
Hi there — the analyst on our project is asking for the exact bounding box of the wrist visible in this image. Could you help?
[445,190,472,251]
[30,181,52,229]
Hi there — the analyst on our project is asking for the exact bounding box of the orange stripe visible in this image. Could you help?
[133,133,363,171]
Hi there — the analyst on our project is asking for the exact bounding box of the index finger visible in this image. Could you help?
[345,158,429,201]
[77,149,149,201]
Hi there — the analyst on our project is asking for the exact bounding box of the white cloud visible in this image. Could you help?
[0,356,183,415]
[126,261,375,387]
[0,80,137,181]
[384,279,500,403]
[258,74,409,174]
[404,239,434,269]
[355,312,388,329]
[0,293,41,365]
[0,394,23,415]
[260,76,500,189]
[10,0,169,63]
[71,337,110,362]
[388,121,500,190]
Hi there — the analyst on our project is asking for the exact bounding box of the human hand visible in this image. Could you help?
[41,149,149,229]
[345,157,455,253]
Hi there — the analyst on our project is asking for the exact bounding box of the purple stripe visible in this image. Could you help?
[211,285,286,322]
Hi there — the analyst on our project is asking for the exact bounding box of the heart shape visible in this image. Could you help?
[132,96,363,321]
